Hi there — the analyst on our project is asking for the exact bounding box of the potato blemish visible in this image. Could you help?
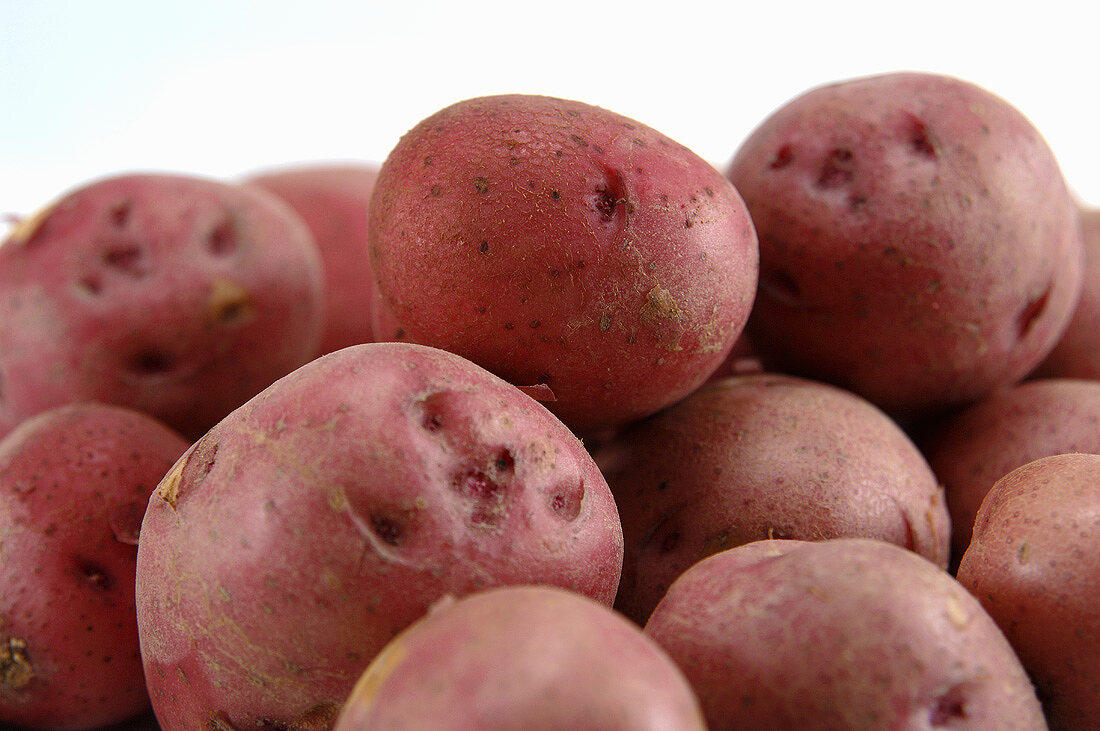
[207,278,255,325]
[1,635,35,689]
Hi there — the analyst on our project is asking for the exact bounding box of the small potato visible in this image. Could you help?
[0,172,326,441]
[1032,206,1100,379]
[334,586,706,730]
[368,94,759,433]
[957,453,1100,729]
[727,72,1083,418]
[135,342,624,729]
[919,378,1100,569]
[0,403,190,730]
[596,373,949,624]
[645,538,1048,730]
[244,163,380,356]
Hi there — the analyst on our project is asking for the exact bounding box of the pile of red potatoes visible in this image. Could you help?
[1,70,1097,730]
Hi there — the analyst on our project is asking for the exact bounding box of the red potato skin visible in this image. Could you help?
[368,94,759,433]
[1032,207,1100,379]
[0,403,190,730]
[0,172,325,441]
[244,163,380,356]
[645,538,1048,730]
[135,342,624,730]
[727,72,1083,419]
[597,373,949,624]
[918,378,1100,570]
[957,454,1100,730]
[334,586,706,730]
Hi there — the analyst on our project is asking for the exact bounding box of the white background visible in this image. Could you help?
[2,0,1097,233]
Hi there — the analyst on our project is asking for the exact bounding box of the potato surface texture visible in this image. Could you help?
[727,72,1083,418]
[244,163,380,356]
[334,586,706,730]
[919,378,1100,569]
[598,373,949,624]
[957,454,1100,729]
[368,94,759,433]
[134,342,624,729]
[644,538,1048,730]
[0,403,189,730]
[0,172,326,440]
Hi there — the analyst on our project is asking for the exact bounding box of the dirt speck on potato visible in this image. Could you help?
[1,634,35,689]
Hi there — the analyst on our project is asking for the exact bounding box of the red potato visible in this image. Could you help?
[919,378,1100,570]
[0,403,190,730]
[368,93,759,434]
[1032,206,1100,379]
[956,453,1100,729]
[645,538,1048,730]
[596,373,949,624]
[727,71,1083,419]
[135,342,624,730]
[244,163,380,356]
[334,586,706,730]
[0,172,325,441]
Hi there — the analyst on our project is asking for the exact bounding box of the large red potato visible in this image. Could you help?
[334,586,705,730]
[727,72,1083,419]
[957,453,1100,729]
[1031,206,1100,379]
[0,172,325,441]
[919,378,1100,569]
[0,403,190,730]
[368,94,759,433]
[135,342,624,729]
[645,538,1048,730]
[596,373,949,624]
[244,163,380,356]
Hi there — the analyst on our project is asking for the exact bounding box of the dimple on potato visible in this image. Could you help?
[334,586,706,730]
[0,172,326,441]
[368,93,759,434]
[134,342,624,729]
[726,71,1083,418]
[0,403,190,730]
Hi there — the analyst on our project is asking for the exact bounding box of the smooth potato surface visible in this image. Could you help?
[727,72,1083,418]
[645,538,1048,730]
[135,343,624,729]
[335,586,705,730]
[598,373,949,624]
[244,163,380,356]
[957,454,1100,729]
[919,378,1100,569]
[368,94,759,433]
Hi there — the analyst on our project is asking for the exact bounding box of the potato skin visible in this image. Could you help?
[368,94,759,433]
[135,342,624,730]
[727,72,1083,418]
[645,538,1048,730]
[244,163,380,356]
[0,172,325,440]
[956,454,1100,729]
[334,586,706,730]
[0,403,190,730]
[597,373,949,624]
[1032,206,1100,379]
[919,378,1100,569]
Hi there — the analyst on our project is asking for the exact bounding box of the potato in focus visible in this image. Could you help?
[134,342,624,729]
[368,93,759,434]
